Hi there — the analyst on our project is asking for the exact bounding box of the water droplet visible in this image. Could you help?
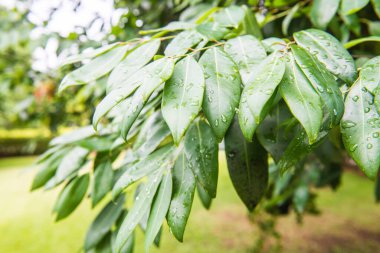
[221,114,227,123]
[352,96,359,102]
[365,107,370,113]
[373,132,379,138]
[342,120,356,128]
[367,143,373,149]
[214,119,219,126]
[349,144,358,152]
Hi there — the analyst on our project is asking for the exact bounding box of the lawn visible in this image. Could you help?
[0,155,380,253]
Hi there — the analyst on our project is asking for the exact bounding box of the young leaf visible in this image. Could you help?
[199,47,241,140]
[162,56,205,144]
[238,52,285,141]
[107,39,161,92]
[55,147,89,184]
[294,29,357,84]
[341,79,380,180]
[145,171,172,252]
[92,154,114,207]
[54,174,89,221]
[224,35,267,84]
[120,58,175,140]
[291,44,344,127]
[93,58,174,130]
[310,0,340,29]
[84,196,125,251]
[341,0,369,15]
[224,117,268,211]
[59,45,129,92]
[185,120,218,198]
[167,151,196,242]
[280,54,323,144]
[358,56,380,93]
[164,30,203,57]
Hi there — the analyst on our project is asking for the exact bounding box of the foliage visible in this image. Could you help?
[31,0,380,253]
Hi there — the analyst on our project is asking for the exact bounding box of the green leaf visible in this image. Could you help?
[54,174,89,221]
[372,0,380,18]
[145,171,172,252]
[107,39,161,92]
[214,5,245,29]
[120,58,175,140]
[167,151,196,242]
[224,35,267,84]
[59,45,129,92]
[368,21,380,36]
[344,36,380,49]
[280,53,323,144]
[195,22,229,41]
[291,44,344,127]
[196,182,212,209]
[164,30,203,57]
[84,196,125,251]
[376,174,380,202]
[341,79,380,180]
[310,0,340,29]
[50,126,95,146]
[282,3,300,36]
[92,154,114,207]
[114,170,165,253]
[140,22,195,34]
[293,184,309,213]
[341,0,369,15]
[199,47,241,140]
[242,5,263,39]
[354,56,380,93]
[184,120,218,198]
[294,29,357,84]
[93,58,174,130]
[262,38,287,53]
[89,232,112,253]
[77,136,115,152]
[238,52,285,141]
[55,147,89,184]
[162,56,205,144]
[225,117,268,211]
[374,86,380,114]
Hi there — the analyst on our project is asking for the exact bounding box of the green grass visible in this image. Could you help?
[0,155,380,253]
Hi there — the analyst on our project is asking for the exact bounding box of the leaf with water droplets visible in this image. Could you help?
[164,30,203,57]
[294,29,357,84]
[291,44,344,127]
[199,47,241,140]
[145,171,172,252]
[167,151,195,242]
[225,117,268,211]
[107,39,161,92]
[280,53,323,144]
[359,56,380,93]
[185,120,218,198]
[310,0,340,29]
[224,35,267,84]
[238,52,285,141]
[341,0,369,15]
[341,77,380,180]
[162,56,205,144]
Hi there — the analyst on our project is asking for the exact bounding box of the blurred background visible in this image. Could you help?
[1,0,380,253]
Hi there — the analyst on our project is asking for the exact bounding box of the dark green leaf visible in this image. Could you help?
[242,5,263,39]
[92,154,114,207]
[196,182,212,209]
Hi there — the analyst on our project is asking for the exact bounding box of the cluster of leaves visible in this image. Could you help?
[32,1,380,253]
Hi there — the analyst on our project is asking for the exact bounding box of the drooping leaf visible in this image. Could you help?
[291,44,344,127]
[294,29,357,84]
[196,182,212,209]
[341,78,380,180]
[145,171,172,252]
[92,153,114,207]
[59,45,129,92]
[93,58,174,130]
[167,151,196,242]
[53,174,89,221]
[224,35,267,84]
[107,39,161,92]
[164,30,203,57]
[341,0,370,15]
[242,5,263,39]
[55,147,89,184]
[162,56,205,144]
[89,232,112,253]
[282,3,300,36]
[225,117,268,211]
[293,184,309,214]
[185,120,218,198]
[238,52,285,141]
[199,47,241,140]
[120,58,175,139]
[280,54,323,144]
[310,0,340,29]
[84,196,125,251]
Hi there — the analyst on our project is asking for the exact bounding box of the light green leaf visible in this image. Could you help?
[262,37,287,53]
[140,22,195,34]
[341,78,380,180]
[167,151,196,242]
[280,54,323,144]
[54,174,89,221]
[107,39,161,92]
[359,56,380,93]
[282,3,300,36]
[310,0,340,29]
[344,36,380,49]
[55,147,89,183]
[50,126,95,146]
[195,22,229,41]
[84,196,125,251]
[372,0,380,18]
[199,47,241,140]
[162,56,205,144]
[341,0,369,15]
[164,30,203,57]
[145,171,172,252]
[225,117,268,211]
[291,44,344,127]
[120,59,175,140]
[59,45,129,92]
[224,35,267,84]
[214,5,245,29]
[238,52,285,141]
[294,29,357,84]
[184,120,218,198]
[92,154,114,207]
